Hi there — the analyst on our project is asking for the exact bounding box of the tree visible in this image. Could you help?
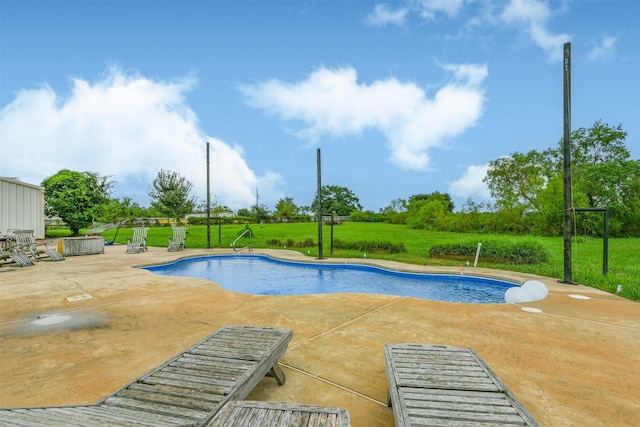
[41,169,111,235]
[406,198,452,230]
[381,198,408,224]
[311,185,363,216]
[274,197,299,219]
[484,121,639,236]
[250,204,271,222]
[403,192,455,230]
[408,192,455,213]
[98,197,146,224]
[484,150,552,213]
[548,121,634,208]
[148,169,197,224]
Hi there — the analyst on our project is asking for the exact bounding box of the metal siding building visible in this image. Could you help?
[0,178,46,238]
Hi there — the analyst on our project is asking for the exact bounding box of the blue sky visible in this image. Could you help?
[1,0,638,213]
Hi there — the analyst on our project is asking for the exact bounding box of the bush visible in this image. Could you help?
[333,239,406,254]
[266,238,315,248]
[429,239,549,264]
[350,210,386,222]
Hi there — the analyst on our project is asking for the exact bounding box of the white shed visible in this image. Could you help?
[0,177,46,238]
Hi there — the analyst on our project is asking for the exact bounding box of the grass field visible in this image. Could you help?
[49,222,639,301]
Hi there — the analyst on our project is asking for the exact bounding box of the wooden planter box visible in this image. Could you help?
[57,236,104,256]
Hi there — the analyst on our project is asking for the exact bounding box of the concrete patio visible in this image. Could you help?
[0,245,638,426]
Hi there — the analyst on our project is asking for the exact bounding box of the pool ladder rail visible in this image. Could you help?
[231,228,253,252]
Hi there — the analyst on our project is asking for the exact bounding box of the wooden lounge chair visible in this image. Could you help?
[0,246,34,267]
[0,325,293,426]
[168,227,187,251]
[205,401,351,426]
[126,227,149,253]
[11,230,64,262]
[385,344,540,426]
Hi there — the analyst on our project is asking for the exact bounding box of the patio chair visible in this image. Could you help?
[0,246,34,267]
[126,227,149,253]
[0,325,294,426]
[11,230,64,262]
[168,226,187,251]
[385,343,540,426]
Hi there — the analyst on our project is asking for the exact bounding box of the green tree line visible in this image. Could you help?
[42,121,638,237]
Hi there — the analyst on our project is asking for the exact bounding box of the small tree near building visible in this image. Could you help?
[41,169,112,235]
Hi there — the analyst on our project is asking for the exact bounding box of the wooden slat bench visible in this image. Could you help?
[384,344,540,426]
[205,401,351,426]
[0,325,293,426]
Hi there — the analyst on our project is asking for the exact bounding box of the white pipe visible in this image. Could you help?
[473,242,482,267]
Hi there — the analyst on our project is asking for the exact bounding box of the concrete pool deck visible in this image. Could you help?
[0,246,638,426]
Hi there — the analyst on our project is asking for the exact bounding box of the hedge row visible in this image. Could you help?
[266,238,315,248]
[333,239,406,254]
[429,240,549,264]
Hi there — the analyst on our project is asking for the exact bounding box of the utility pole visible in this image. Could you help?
[206,142,211,249]
[317,148,323,259]
[562,42,573,283]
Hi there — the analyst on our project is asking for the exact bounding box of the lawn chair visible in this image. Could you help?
[0,326,295,426]
[11,230,64,262]
[0,246,34,267]
[385,344,540,426]
[126,227,149,253]
[168,226,187,251]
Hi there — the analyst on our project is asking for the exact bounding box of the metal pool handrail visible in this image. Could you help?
[231,228,253,252]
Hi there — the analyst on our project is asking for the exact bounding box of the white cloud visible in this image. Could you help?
[365,4,409,27]
[500,0,571,61]
[365,0,465,26]
[240,63,487,171]
[368,0,570,60]
[415,0,467,20]
[448,164,491,201]
[0,66,281,210]
[588,35,616,62]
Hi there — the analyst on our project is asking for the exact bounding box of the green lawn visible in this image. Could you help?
[49,222,639,301]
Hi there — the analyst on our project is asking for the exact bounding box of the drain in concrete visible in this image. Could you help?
[33,314,72,326]
[1,312,108,336]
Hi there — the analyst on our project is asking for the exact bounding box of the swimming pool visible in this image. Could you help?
[143,254,518,303]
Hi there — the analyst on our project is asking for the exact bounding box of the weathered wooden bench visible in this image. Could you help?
[385,344,540,426]
[205,401,351,426]
[0,325,293,426]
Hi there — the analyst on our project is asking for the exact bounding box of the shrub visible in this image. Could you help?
[429,239,549,264]
[333,239,406,254]
[266,238,315,248]
[350,210,386,222]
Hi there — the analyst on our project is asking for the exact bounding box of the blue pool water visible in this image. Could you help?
[143,255,517,303]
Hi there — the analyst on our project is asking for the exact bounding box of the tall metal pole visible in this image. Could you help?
[206,142,211,249]
[317,148,323,259]
[330,211,335,254]
[562,42,573,283]
[603,207,608,275]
